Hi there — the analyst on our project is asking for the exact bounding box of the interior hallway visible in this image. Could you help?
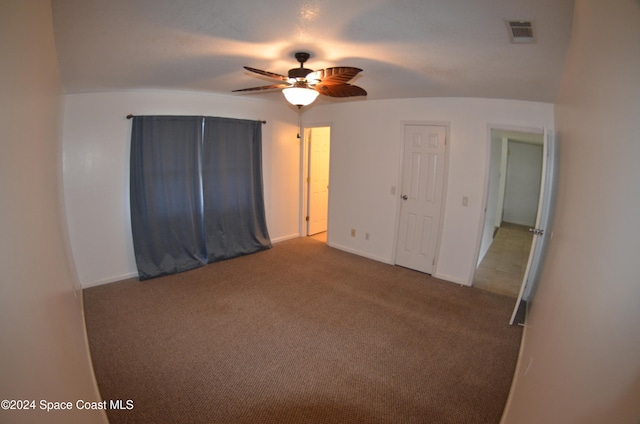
[473,223,534,298]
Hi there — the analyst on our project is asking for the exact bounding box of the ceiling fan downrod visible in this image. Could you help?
[289,52,313,80]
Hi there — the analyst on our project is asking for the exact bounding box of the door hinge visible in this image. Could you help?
[305,216,309,221]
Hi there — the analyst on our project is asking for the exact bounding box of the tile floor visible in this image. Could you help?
[473,222,533,298]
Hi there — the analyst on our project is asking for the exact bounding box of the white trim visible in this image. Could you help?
[299,127,310,236]
[79,291,111,422]
[299,122,333,239]
[499,315,531,424]
[82,271,139,288]
[470,123,546,285]
[271,233,301,243]
[328,242,393,265]
[433,272,471,286]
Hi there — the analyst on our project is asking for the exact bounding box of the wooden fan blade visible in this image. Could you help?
[313,83,367,98]
[232,83,291,92]
[243,66,289,81]
[308,67,363,85]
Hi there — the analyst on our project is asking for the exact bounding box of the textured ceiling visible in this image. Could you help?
[51,0,574,105]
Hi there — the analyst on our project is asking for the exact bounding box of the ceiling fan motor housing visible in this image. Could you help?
[289,52,313,79]
[289,67,314,79]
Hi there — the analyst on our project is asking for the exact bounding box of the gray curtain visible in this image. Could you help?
[130,116,207,280]
[130,115,271,280]
[202,117,271,262]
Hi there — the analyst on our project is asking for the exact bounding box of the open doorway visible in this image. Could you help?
[474,128,544,298]
[303,126,330,243]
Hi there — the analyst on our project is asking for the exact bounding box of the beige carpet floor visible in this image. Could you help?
[84,237,522,424]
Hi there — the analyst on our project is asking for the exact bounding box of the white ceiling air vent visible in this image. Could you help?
[506,20,535,44]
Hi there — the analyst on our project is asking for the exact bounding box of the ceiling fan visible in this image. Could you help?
[232,52,367,108]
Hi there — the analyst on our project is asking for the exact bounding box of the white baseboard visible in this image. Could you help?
[327,242,393,265]
[82,271,139,289]
[271,233,301,243]
[325,244,473,289]
[80,237,469,290]
[433,272,471,286]
[499,316,530,424]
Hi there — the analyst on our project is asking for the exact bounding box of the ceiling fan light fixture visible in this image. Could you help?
[282,86,319,107]
[234,52,366,106]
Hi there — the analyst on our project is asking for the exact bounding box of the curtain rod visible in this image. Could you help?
[126,114,266,124]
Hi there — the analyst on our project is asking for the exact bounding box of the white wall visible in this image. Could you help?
[63,93,554,289]
[502,0,640,422]
[0,2,107,423]
[503,141,543,227]
[304,98,554,285]
[62,91,299,287]
[477,134,504,266]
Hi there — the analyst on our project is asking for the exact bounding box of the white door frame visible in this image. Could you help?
[472,124,544,278]
[472,124,556,324]
[299,123,332,238]
[393,121,450,275]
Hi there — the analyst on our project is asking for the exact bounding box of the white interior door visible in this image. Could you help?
[395,125,447,274]
[307,127,330,236]
[510,129,558,324]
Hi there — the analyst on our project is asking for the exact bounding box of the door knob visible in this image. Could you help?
[402,195,408,200]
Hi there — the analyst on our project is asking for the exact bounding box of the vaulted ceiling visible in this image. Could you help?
[51,0,574,105]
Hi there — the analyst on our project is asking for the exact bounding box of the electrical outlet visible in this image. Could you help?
[351,229,356,237]
[462,196,469,207]
[365,233,370,240]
